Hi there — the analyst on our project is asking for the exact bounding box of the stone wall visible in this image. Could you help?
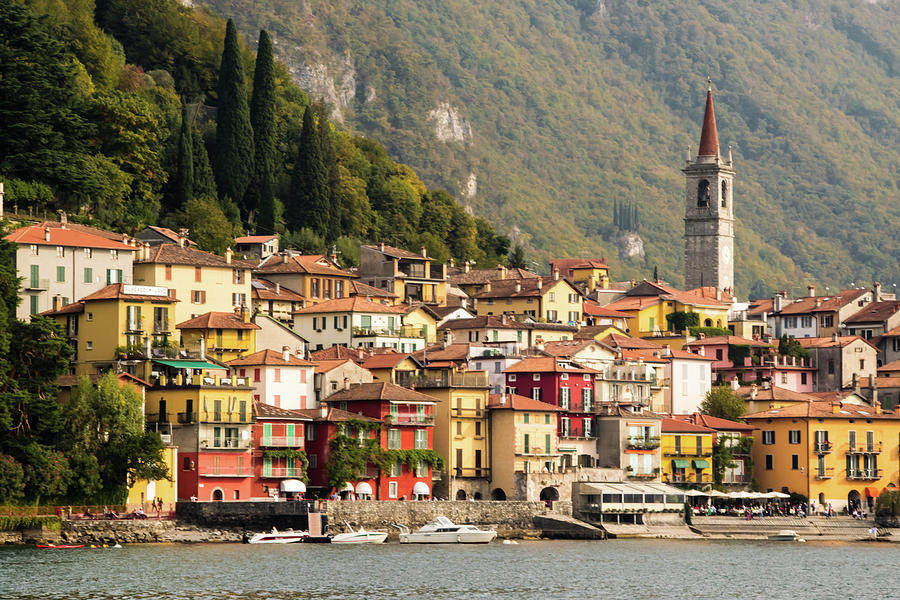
[176,500,317,529]
[61,520,176,544]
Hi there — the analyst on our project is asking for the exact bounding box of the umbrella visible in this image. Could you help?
[684,489,708,497]
[769,491,790,498]
[729,491,753,499]
[708,490,730,497]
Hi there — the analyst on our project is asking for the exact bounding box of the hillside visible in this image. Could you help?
[201,0,900,297]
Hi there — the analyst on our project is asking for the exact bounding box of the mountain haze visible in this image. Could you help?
[202,0,900,295]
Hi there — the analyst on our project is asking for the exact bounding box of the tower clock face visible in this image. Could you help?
[722,245,731,264]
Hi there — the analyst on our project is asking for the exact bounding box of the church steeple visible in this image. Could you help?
[697,80,719,157]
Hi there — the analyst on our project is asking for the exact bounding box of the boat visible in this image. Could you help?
[37,544,84,549]
[396,516,497,544]
[768,529,805,542]
[243,527,309,544]
[331,523,388,545]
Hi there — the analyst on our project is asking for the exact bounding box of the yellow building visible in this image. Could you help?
[549,258,611,293]
[256,252,357,306]
[43,283,178,376]
[133,243,254,340]
[360,352,422,386]
[487,393,561,500]
[127,446,178,511]
[606,280,730,338]
[176,311,259,363]
[735,384,819,415]
[251,278,306,323]
[744,401,900,512]
[415,367,492,500]
[473,275,583,324]
[660,417,714,487]
[401,304,439,344]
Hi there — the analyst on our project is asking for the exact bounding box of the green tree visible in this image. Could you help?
[0,454,25,504]
[173,103,194,210]
[246,29,276,225]
[282,227,326,254]
[287,108,330,235]
[168,196,239,255]
[699,386,746,422]
[316,112,341,243]
[213,19,254,217]
[779,335,809,359]
[508,244,527,269]
[191,125,218,199]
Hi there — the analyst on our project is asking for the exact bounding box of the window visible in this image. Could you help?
[183,457,193,470]
[253,368,261,383]
[233,269,244,284]
[30,244,38,256]
[715,348,723,360]
[335,280,344,298]
[388,460,403,478]
[762,430,775,445]
[583,419,593,437]
[788,430,801,444]
[83,248,92,259]
[456,421,462,436]
[523,433,530,454]
[83,267,93,284]
[306,423,316,441]
[192,290,206,304]
[110,249,118,260]
[388,481,398,498]
[531,387,541,401]
[561,373,569,381]
[194,266,202,282]
[509,374,516,382]
[582,387,593,412]
[848,430,857,450]
[828,360,835,375]
[765,455,773,470]
[523,413,530,424]
[86,312,93,321]
[416,460,427,477]
[311,278,320,298]
[546,310,558,321]
[308,454,317,469]
[475,421,482,437]
[55,266,65,282]
[822,314,834,328]
[559,387,570,409]
[86,341,93,350]
[791,455,799,470]
[546,433,552,452]
[568,311,579,322]
[388,428,401,449]
[545,414,551,424]
[273,368,281,383]
[859,359,865,370]
[232,293,246,307]
[414,429,427,449]
[532,373,541,381]
[781,373,788,384]
[801,372,807,385]
[165,265,172,280]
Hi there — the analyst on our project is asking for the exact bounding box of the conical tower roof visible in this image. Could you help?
[697,83,719,157]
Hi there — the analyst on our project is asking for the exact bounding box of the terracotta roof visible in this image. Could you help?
[504,357,599,374]
[882,326,900,338]
[256,253,355,277]
[796,335,876,350]
[41,220,129,242]
[348,280,398,298]
[626,347,716,361]
[411,343,473,363]
[362,243,432,260]
[774,289,871,315]
[440,315,529,331]
[661,417,714,433]
[735,385,816,403]
[431,306,472,319]
[325,381,436,404]
[140,226,197,246]
[138,243,254,268]
[622,280,729,309]
[845,301,900,324]
[293,406,381,423]
[226,349,314,367]
[620,349,668,363]
[747,298,774,316]
[599,333,663,350]
[672,413,756,431]
[254,401,312,420]
[548,258,608,279]
[878,359,900,373]
[251,278,305,302]
[176,312,261,330]
[605,296,662,311]
[448,267,540,286]
[582,301,631,318]
[76,283,177,303]
[539,339,605,358]
[41,301,85,316]
[293,297,405,315]
[312,359,358,373]
[308,346,367,363]
[360,352,417,370]
[697,85,719,155]
[474,277,575,299]
[744,401,900,420]
[488,393,562,411]
[5,224,135,250]
[235,235,278,244]
[684,335,772,348]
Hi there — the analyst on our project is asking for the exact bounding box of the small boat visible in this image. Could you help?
[768,530,805,542]
[331,523,388,544]
[37,544,84,549]
[243,527,309,544]
[396,516,497,544]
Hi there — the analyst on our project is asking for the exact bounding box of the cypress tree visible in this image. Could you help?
[246,29,277,225]
[192,131,218,200]
[173,104,194,209]
[214,18,254,217]
[316,112,341,243]
[287,107,330,235]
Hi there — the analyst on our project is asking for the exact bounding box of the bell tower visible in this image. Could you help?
[683,80,735,293]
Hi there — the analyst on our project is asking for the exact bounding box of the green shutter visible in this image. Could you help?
[263,423,272,444]
[546,434,551,452]
[30,265,39,288]
[56,266,65,282]
[263,456,272,477]
[30,295,39,315]
[523,434,530,454]
[84,267,92,283]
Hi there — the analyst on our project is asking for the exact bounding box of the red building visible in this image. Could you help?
[325,382,436,500]
[504,357,600,467]
[252,402,311,499]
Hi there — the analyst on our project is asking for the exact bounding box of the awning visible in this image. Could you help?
[692,459,710,469]
[412,482,430,496]
[153,359,227,370]
[355,481,373,495]
[342,482,354,492]
[865,486,880,498]
[280,479,306,493]
[672,459,691,469]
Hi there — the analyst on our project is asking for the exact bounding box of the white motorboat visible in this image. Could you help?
[331,525,388,544]
[244,527,309,544]
[396,516,497,544]
[768,529,805,542]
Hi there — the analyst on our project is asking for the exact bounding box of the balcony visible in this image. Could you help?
[201,410,252,424]
[178,411,197,424]
[261,467,303,478]
[388,413,435,425]
[25,278,50,291]
[666,473,712,484]
[198,465,253,477]
[627,437,661,450]
[628,472,659,480]
[200,436,252,450]
[814,440,833,454]
[450,407,484,418]
[352,325,426,339]
[722,474,751,484]
[453,467,491,478]
[153,321,170,334]
[145,412,170,423]
[413,372,490,388]
[663,449,713,457]
[847,469,882,480]
[847,442,882,454]
[259,436,305,447]
[815,467,835,480]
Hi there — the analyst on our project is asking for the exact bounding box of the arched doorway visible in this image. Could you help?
[211,489,224,502]
[473,492,482,500]
[491,488,507,501]
[704,318,713,327]
[848,489,861,513]
[456,489,467,500]
[818,492,825,509]
[540,487,559,507]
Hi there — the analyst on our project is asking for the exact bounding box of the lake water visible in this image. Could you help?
[0,539,896,599]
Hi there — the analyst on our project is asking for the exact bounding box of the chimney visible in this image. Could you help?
[343,377,351,391]
[832,401,841,415]
[537,278,543,290]
[874,282,882,302]
[731,376,740,391]
[199,336,206,360]
[515,281,521,293]
[421,245,427,258]
[275,282,281,295]
[761,380,771,390]
[58,210,67,226]
[662,344,671,357]
[241,303,249,323]
[553,268,560,281]
[282,346,291,362]
[749,384,758,400]
[464,261,471,274]
[499,392,506,406]
[319,402,328,419]
[872,377,879,410]
[281,252,288,264]
[484,280,492,293]
[379,242,385,253]
[43,227,50,242]
[773,292,784,313]
[178,228,188,248]
[497,265,507,280]
[225,247,233,264]
[501,313,508,325]
[449,257,455,268]
[807,284,816,298]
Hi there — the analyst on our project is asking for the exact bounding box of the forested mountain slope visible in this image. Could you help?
[203,0,900,296]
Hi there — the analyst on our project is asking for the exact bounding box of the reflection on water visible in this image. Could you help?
[1,539,897,599]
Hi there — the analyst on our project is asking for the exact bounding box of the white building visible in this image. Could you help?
[227,347,316,410]
[664,349,715,414]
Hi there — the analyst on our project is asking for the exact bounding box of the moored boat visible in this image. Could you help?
[397,516,496,544]
[768,529,805,542]
[37,544,84,549]
[331,526,388,544]
[243,527,309,544]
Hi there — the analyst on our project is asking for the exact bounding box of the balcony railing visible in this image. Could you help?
[450,408,484,418]
[847,442,882,454]
[666,473,712,484]
[200,437,252,450]
[197,465,253,477]
[145,412,170,423]
[153,321,170,333]
[628,472,659,480]
[26,278,50,291]
[453,467,491,478]
[201,410,252,424]
[814,440,833,454]
[627,437,661,450]
[815,467,835,480]
[722,474,751,484]
[847,469,882,480]
[178,411,197,424]
[663,449,713,457]
[352,325,426,339]
[261,467,302,478]
[259,436,305,447]
[388,414,435,425]
[412,372,490,388]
